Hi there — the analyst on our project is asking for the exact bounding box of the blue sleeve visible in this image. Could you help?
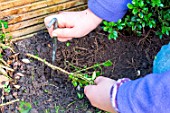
[153,42,170,74]
[88,0,132,22]
[117,70,170,113]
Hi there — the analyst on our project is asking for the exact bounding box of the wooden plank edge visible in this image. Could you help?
[0,0,40,11]
[3,0,87,24]
[10,5,87,38]
[7,4,87,32]
[0,0,72,17]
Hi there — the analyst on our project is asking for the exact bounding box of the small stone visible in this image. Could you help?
[15,72,25,77]
[22,59,30,64]
[12,92,18,98]
[137,70,141,76]
[14,85,21,89]
[14,76,20,80]
[76,85,81,91]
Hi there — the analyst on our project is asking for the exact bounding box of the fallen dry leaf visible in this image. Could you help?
[0,75,9,88]
[0,68,7,76]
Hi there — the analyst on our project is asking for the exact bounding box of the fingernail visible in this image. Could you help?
[52,32,57,37]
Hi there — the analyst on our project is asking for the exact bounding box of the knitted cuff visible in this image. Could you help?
[110,78,131,112]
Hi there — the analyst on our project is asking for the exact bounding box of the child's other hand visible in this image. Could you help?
[44,8,102,42]
[84,76,117,113]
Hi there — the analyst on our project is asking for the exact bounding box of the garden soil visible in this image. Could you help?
[2,27,170,113]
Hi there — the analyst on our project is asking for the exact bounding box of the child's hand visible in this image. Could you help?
[84,76,117,113]
[44,8,102,42]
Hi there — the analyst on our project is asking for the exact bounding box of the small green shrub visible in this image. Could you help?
[68,60,112,87]
[103,0,170,40]
[0,20,8,43]
[19,101,32,113]
[3,83,11,93]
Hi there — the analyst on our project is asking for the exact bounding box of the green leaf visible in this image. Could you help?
[132,8,138,15]
[137,25,142,30]
[3,21,8,29]
[103,27,108,32]
[94,63,100,68]
[0,20,8,29]
[139,1,144,7]
[2,45,9,49]
[92,71,96,80]
[113,31,118,38]
[159,34,163,39]
[77,92,84,99]
[19,101,32,113]
[117,25,123,30]
[66,42,70,47]
[108,27,113,33]
[117,19,122,24]
[103,21,108,25]
[151,0,161,7]
[0,54,3,58]
[108,34,114,40]
[109,22,116,26]
[132,25,136,31]
[138,12,144,18]
[149,21,153,28]
[127,3,133,9]
[102,60,112,67]
[166,30,169,36]
[142,22,145,27]
[72,81,78,87]
[96,71,101,76]
[142,8,148,14]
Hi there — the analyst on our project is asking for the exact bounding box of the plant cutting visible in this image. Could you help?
[26,53,112,87]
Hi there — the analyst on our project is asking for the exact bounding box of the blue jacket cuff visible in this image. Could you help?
[88,0,132,22]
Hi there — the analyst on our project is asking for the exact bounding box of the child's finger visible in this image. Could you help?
[58,37,72,42]
[52,27,78,38]
[84,85,96,96]
[94,76,106,84]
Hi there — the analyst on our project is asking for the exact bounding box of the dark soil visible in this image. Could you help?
[2,27,170,113]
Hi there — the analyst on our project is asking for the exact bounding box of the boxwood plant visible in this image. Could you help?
[103,0,170,40]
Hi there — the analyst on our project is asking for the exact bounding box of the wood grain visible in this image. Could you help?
[10,5,87,38]
[1,0,87,38]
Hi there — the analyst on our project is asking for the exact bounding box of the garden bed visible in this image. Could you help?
[1,26,170,113]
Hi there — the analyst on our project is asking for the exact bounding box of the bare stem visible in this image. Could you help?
[26,53,70,75]
[0,99,20,107]
[26,53,94,84]
[76,64,102,73]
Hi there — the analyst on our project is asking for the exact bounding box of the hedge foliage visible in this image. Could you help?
[103,0,170,40]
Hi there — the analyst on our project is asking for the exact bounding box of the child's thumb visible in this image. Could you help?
[84,85,96,96]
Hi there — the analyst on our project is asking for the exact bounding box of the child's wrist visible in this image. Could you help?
[110,78,131,112]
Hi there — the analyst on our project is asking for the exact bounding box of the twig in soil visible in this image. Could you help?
[10,33,37,42]
[46,84,58,88]
[138,29,151,45]
[0,43,14,52]
[66,101,76,109]
[26,53,70,75]
[26,53,94,85]
[0,99,19,107]
[0,65,14,72]
[0,59,10,67]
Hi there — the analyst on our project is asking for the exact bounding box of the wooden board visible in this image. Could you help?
[0,0,87,38]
